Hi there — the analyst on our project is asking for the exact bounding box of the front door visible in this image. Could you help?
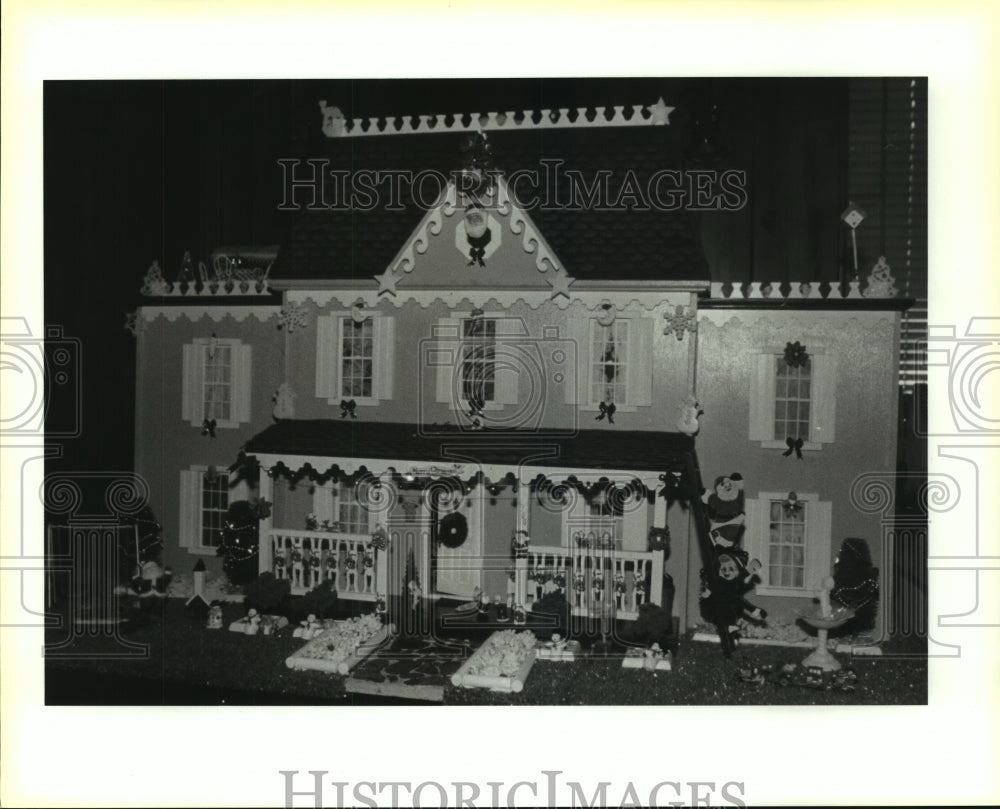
[434,487,482,598]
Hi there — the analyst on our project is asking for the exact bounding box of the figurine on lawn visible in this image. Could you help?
[700,552,768,641]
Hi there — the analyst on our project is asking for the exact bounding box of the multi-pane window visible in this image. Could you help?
[335,483,368,535]
[316,312,394,405]
[200,471,229,549]
[590,320,630,405]
[773,357,811,441]
[203,343,232,422]
[340,318,374,399]
[182,339,251,428]
[766,499,806,588]
[461,317,496,405]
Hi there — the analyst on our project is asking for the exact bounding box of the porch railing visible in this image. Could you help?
[267,529,386,600]
[515,544,664,621]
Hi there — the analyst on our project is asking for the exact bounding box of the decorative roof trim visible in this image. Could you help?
[495,179,562,274]
[706,280,911,309]
[286,289,693,313]
[319,99,674,139]
[139,305,281,324]
[252,451,666,488]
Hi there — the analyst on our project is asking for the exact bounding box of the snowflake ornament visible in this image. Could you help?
[277,300,308,333]
[663,305,697,341]
[123,310,143,337]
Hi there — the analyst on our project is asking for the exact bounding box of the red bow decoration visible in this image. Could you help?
[201,418,217,438]
[466,230,491,266]
[467,392,486,420]
[596,401,616,424]
[340,399,357,419]
[783,437,804,459]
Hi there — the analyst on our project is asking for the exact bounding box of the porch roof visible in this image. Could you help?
[242,419,699,481]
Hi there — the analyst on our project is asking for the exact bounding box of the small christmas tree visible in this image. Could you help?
[218,501,260,585]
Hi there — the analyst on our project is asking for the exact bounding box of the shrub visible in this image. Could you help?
[630,603,675,645]
[530,590,570,639]
[294,578,338,621]
[242,572,291,614]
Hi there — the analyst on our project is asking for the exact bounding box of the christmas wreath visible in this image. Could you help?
[438,511,469,549]
[783,341,810,369]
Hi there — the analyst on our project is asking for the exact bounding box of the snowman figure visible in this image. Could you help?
[272,383,297,420]
[677,394,703,435]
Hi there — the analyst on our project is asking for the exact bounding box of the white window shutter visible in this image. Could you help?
[564,317,590,405]
[804,500,833,592]
[178,469,200,549]
[493,349,518,407]
[810,355,838,444]
[315,315,336,400]
[373,315,395,401]
[434,318,457,405]
[626,317,654,408]
[748,354,776,441]
[744,498,770,587]
[232,344,252,423]
[181,343,205,424]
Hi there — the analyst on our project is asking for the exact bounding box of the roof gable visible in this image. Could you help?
[377,178,571,299]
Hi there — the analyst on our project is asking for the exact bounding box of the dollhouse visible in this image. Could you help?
[132,96,912,652]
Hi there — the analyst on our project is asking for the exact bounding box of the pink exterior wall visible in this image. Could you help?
[134,308,284,575]
[688,308,901,628]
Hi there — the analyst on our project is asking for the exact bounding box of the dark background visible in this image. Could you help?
[42,78,882,487]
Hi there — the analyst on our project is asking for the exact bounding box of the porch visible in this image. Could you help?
[243,420,704,627]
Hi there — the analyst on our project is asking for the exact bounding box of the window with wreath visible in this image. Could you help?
[315,311,395,404]
[748,350,837,449]
[744,492,832,596]
[178,466,249,554]
[181,338,252,427]
[564,314,653,411]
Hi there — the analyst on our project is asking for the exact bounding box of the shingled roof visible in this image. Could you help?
[243,419,700,478]
[272,125,709,283]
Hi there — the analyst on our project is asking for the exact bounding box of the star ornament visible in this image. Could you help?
[547,271,575,300]
[374,268,399,297]
[647,97,675,126]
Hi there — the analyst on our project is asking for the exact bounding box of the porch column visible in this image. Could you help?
[515,476,530,606]
[258,465,273,576]
[376,547,389,597]
[650,550,665,607]
[648,477,666,608]
[652,475,668,528]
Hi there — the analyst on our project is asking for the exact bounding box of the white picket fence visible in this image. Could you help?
[515,544,664,620]
[268,529,384,600]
